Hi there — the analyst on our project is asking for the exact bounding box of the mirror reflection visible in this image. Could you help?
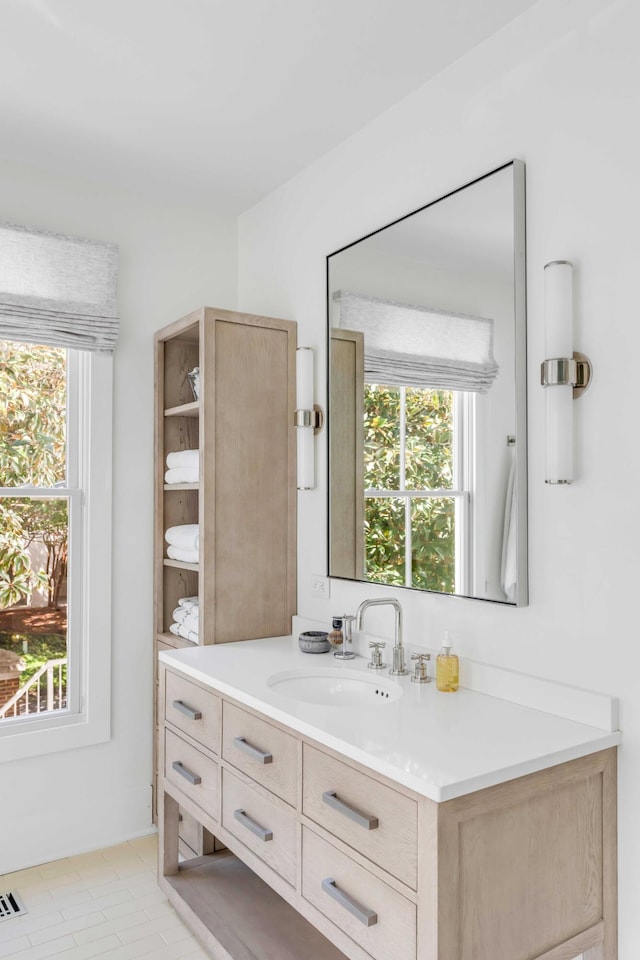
[327,161,527,604]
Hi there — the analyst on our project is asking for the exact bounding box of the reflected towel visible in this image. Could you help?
[166,449,199,470]
[167,545,199,564]
[165,524,199,551]
[165,467,199,484]
[501,449,517,603]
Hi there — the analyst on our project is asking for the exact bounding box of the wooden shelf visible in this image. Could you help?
[156,631,198,649]
[164,482,199,491]
[163,558,199,572]
[164,401,199,418]
[162,853,347,960]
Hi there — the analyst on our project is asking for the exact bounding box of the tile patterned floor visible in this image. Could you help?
[0,835,210,960]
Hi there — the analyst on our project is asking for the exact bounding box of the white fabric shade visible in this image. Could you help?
[0,221,119,353]
[335,290,499,393]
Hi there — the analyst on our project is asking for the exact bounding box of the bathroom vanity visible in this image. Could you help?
[157,632,619,960]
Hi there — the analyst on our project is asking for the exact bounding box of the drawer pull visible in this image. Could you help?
[172,760,201,785]
[234,736,273,765]
[322,790,379,830]
[172,699,202,721]
[321,877,378,927]
[234,808,273,842]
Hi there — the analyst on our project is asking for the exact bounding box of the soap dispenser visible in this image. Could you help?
[436,631,459,693]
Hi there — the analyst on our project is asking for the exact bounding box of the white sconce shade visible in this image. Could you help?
[541,260,592,485]
[296,347,316,490]
[544,261,574,484]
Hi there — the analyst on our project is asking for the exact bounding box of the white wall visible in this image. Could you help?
[0,156,237,871]
[238,0,640,953]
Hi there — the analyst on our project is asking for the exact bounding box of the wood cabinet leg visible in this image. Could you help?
[159,788,180,878]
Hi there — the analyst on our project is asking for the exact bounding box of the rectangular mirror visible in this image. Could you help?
[327,160,527,604]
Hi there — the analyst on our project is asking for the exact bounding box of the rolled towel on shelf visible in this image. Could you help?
[165,467,199,485]
[177,596,199,610]
[165,524,199,551]
[169,622,199,643]
[172,606,200,625]
[166,449,199,470]
[166,545,199,564]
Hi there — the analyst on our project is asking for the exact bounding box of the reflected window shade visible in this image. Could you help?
[0,222,119,353]
[335,290,498,393]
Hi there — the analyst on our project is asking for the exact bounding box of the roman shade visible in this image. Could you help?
[335,290,499,393]
[0,221,119,353]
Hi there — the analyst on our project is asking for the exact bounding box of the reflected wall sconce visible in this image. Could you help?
[541,260,592,484]
[295,347,323,490]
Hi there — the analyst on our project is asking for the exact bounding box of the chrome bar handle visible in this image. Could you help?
[172,699,202,721]
[321,877,377,927]
[233,808,273,842]
[172,761,201,785]
[322,790,378,830]
[234,736,273,765]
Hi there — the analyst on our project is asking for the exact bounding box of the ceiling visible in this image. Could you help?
[0,0,539,214]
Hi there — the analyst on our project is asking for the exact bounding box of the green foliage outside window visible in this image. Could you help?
[363,384,456,593]
[0,341,67,609]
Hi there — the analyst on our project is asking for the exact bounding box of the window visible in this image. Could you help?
[363,383,473,593]
[0,340,112,761]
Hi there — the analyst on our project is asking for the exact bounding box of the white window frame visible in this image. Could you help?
[364,386,475,593]
[0,350,112,762]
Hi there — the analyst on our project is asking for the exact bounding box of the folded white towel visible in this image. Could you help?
[169,622,199,643]
[177,596,199,609]
[165,524,199,550]
[166,449,199,470]
[172,606,200,625]
[167,545,199,563]
[165,467,199,484]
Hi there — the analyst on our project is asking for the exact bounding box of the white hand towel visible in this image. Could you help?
[172,606,200,625]
[178,596,199,609]
[166,545,199,563]
[165,467,199,484]
[169,622,199,643]
[166,449,199,470]
[165,524,199,550]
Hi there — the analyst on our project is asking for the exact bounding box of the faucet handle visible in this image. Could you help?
[367,641,386,671]
[411,652,431,684]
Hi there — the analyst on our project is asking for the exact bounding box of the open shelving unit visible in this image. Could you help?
[153,305,297,841]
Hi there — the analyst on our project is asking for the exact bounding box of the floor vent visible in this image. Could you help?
[0,891,27,921]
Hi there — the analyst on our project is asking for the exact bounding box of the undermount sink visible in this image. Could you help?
[266,668,403,706]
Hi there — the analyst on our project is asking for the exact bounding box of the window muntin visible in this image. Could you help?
[363,383,472,594]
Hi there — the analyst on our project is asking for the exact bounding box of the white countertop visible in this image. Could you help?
[159,634,621,802]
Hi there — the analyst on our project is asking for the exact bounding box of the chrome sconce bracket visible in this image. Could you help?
[540,351,592,398]
[294,405,324,434]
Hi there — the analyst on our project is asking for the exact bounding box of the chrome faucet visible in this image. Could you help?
[354,597,408,676]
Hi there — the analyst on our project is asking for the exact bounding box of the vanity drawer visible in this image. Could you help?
[222,701,298,805]
[165,670,221,753]
[222,768,297,886]
[302,744,417,888]
[165,728,219,818]
[302,828,416,960]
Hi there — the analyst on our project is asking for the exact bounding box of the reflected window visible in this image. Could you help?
[363,384,472,593]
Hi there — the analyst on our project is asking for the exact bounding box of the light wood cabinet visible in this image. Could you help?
[153,306,297,831]
[158,663,618,960]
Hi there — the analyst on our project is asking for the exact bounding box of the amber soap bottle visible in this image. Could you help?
[436,632,459,692]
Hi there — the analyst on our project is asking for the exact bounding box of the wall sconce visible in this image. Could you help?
[541,260,592,484]
[295,347,323,490]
